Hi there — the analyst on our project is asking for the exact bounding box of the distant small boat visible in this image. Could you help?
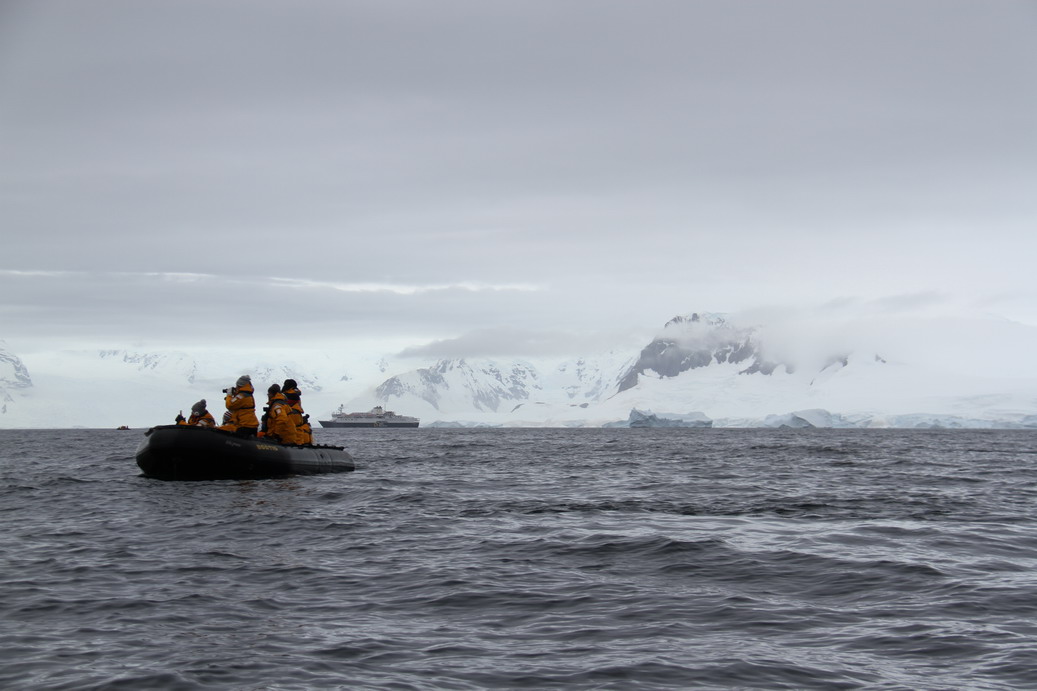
[135,424,355,481]
[318,405,420,428]
[116,425,131,430]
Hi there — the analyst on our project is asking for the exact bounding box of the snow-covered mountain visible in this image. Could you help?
[0,345,397,429]
[1,341,33,415]
[351,350,634,420]
[1,343,32,388]
[618,311,880,391]
[3,309,1037,428]
[372,359,543,413]
[345,311,867,423]
[343,311,1037,428]
[620,312,789,390]
[95,349,329,391]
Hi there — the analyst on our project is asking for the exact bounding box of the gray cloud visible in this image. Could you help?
[0,270,567,348]
[2,0,1036,355]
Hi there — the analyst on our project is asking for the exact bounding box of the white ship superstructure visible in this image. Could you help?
[318,405,420,428]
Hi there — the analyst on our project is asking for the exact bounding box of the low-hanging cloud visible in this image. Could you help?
[269,277,543,295]
[0,270,560,350]
[396,326,637,360]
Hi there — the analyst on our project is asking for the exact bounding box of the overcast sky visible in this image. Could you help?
[2,0,1035,358]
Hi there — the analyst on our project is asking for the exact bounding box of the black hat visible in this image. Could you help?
[268,384,281,395]
[283,378,297,390]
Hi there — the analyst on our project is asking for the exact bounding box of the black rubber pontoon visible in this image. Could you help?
[136,424,355,481]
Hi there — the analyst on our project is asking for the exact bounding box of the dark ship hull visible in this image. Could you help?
[135,425,355,481]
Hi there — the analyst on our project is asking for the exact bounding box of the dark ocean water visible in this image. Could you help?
[2,427,1037,690]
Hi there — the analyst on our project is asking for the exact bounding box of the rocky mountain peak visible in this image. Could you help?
[618,315,785,391]
[0,342,33,390]
[664,312,728,329]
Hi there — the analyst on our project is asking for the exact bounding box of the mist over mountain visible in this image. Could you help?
[2,310,1036,428]
[619,312,802,391]
[341,311,1037,428]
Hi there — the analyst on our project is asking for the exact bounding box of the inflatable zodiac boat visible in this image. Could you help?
[136,424,355,481]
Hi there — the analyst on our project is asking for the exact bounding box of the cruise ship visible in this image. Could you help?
[318,405,420,428]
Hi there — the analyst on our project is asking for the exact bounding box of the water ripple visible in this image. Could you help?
[1,427,1036,689]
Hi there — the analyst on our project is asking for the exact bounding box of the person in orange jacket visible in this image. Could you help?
[259,383,300,445]
[175,399,216,427]
[281,378,312,445]
[217,375,259,436]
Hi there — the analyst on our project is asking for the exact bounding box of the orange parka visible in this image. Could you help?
[282,385,312,445]
[262,392,300,445]
[218,381,259,432]
[178,411,216,428]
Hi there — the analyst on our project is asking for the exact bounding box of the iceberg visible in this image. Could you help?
[759,409,861,429]
[604,408,713,428]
